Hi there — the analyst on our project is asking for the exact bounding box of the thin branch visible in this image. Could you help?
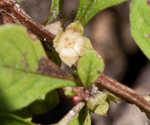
[96,74,150,118]
[1,0,150,119]
[56,102,85,125]
[0,0,55,44]
[0,0,72,80]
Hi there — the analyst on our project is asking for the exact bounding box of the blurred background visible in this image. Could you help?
[14,0,150,124]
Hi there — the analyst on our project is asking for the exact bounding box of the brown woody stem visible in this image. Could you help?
[0,0,150,118]
[96,74,150,118]
[0,0,55,44]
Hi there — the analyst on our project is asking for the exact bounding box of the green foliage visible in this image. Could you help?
[16,0,23,3]
[69,107,91,125]
[45,90,59,110]
[48,0,64,24]
[28,91,59,115]
[63,87,75,98]
[87,93,118,116]
[77,51,104,86]
[0,24,76,112]
[94,101,109,116]
[130,0,150,60]
[0,113,34,125]
[75,0,127,26]
[2,0,149,124]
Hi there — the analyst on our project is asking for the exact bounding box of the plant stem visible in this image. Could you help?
[1,0,150,119]
[0,0,55,44]
[96,74,150,118]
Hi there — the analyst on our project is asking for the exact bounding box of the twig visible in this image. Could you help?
[96,74,150,118]
[56,102,85,125]
[0,0,72,80]
[1,0,150,119]
[0,0,55,44]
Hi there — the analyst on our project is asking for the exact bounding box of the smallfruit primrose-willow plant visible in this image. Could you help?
[0,0,150,125]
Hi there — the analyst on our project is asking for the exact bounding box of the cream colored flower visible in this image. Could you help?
[53,21,93,67]
[45,21,63,35]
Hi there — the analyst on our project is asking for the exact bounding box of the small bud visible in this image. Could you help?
[144,95,150,102]
[45,21,63,35]
[73,96,83,104]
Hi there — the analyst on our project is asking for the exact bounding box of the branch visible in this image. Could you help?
[96,74,150,118]
[0,0,55,44]
[0,0,72,80]
[56,102,85,125]
[1,0,150,119]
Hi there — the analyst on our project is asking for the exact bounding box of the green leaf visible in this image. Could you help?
[48,0,63,24]
[87,93,118,116]
[82,110,91,125]
[107,93,119,103]
[130,0,150,60]
[28,91,59,115]
[66,21,84,35]
[69,107,91,125]
[14,91,59,117]
[63,87,75,98]
[87,93,107,111]
[16,0,23,3]
[0,113,34,125]
[29,100,51,115]
[68,114,80,125]
[0,24,76,112]
[87,93,109,116]
[77,51,104,86]
[94,101,109,116]
[75,0,127,26]
[45,90,59,110]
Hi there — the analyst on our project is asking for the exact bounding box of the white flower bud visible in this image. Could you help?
[45,21,63,35]
[53,21,93,67]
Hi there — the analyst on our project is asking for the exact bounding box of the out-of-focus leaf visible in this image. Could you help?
[29,100,51,115]
[69,107,91,125]
[16,0,23,3]
[63,87,75,98]
[45,90,59,110]
[68,114,79,125]
[77,51,104,86]
[29,91,59,115]
[81,110,91,125]
[14,91,59,117]
[0,113,34,125]
[46,46,61,66]
[75,0,127,26]
[48,0,63,24]
[0,24,76,112]
[130,0,150,60]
